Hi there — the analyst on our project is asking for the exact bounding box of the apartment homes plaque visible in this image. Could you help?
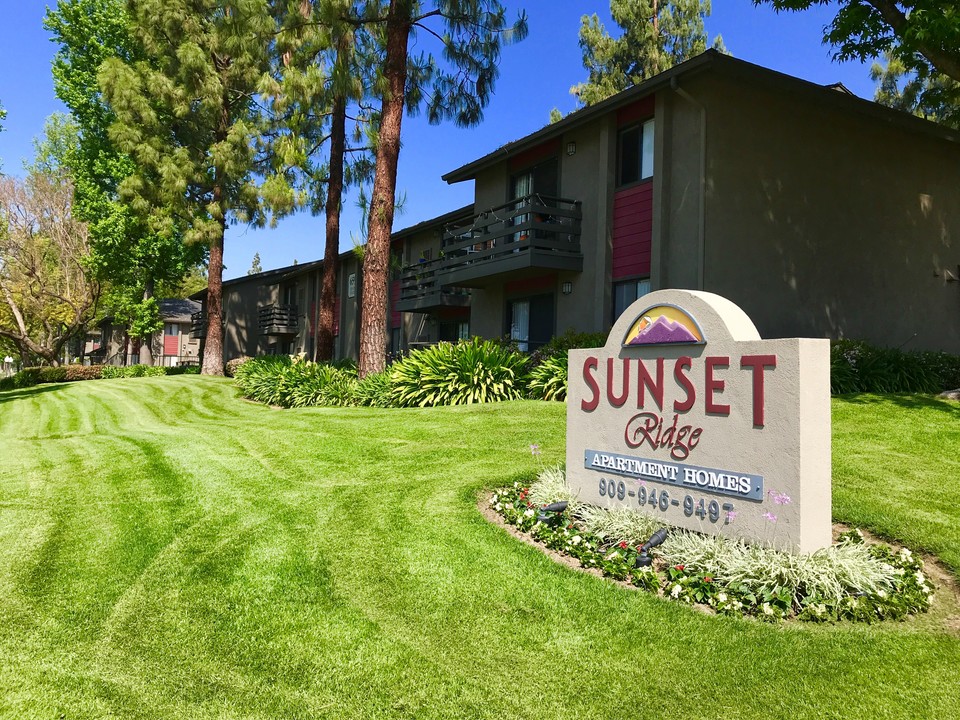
[566,290,831,553]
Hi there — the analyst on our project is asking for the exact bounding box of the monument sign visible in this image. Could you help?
[566,290,831,553]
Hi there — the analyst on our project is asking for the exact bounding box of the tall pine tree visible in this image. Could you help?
[46,0,204,366]
[99,0,278,375]
[353,0,527,376]
[572,0,724,107]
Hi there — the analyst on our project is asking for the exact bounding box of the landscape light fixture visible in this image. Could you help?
[537,501,569,526]
[566,141,577,156]
[634,528,669,568]
[561,281,573,295]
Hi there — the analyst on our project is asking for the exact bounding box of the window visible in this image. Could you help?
[617,118,655,186]
[508,294,554,352]
[164,323,178,336]
[613,278,651,323]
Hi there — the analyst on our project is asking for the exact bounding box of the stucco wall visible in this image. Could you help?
[223,278,278,360]
[683,72,960,352]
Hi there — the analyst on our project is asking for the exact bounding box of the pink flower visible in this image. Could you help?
[529,444,541,457]
[763,512,778,523]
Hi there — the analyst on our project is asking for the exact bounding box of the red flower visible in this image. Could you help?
[704,576,713,583]
[618,541,628,549]
[675,564,685,571]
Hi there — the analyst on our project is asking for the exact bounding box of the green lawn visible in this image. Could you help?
[0,378,958,719]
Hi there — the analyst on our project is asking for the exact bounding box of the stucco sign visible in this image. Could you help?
[566,290,831,553]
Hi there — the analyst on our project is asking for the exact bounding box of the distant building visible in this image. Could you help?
[98,299,202,366]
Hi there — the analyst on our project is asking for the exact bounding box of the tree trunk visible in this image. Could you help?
[359,2,410,377]
[317,92,346,362]
[201,222,226,376]
[139,279,155,366]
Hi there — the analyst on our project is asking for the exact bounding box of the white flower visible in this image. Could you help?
[716,593,727,603]
[877,589,887,599]
[571,535,582,545]
[761,603,773,616]
[900,548,913,559]
[489,495,498,505]
[494,503,502,511]
[915,571,927,585]
[670,584,682,598]
[504,503,513,510]
[524,508,535,517]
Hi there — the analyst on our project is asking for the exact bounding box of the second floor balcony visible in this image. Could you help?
[259,304,299,336]
[395,258,471,312]
[190,311,207,339]
[435,194,583,287]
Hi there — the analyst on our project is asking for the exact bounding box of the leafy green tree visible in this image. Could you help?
[572,0,724,107]
[248,252,263,275]
[98,0,280,375]
[871,51,959,128]
[755,1,960,114]
[45,0,205,366]
[353,0,528,377]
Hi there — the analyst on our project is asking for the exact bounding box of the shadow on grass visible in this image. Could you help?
[835,393,960,416]
[0,384,71,405]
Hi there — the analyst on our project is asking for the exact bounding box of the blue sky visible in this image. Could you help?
[0,1,875,280]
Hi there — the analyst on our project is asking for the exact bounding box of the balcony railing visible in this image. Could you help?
[396,258,471,312]
[259,304,299,336]
[435,194,582,287]
[190,311,207,339]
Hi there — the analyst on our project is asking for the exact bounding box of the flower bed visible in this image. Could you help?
[489,472,935,624]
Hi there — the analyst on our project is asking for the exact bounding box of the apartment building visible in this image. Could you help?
[202,50,960,363]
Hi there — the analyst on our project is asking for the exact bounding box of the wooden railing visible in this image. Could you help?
[437,194,582,278]
[397,258,470,308]
[258,304,299,335]
[190,311,207,339]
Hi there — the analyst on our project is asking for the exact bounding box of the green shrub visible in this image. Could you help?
[284,362,357,408]
[530,328,607,366]
[0,377,13,392]
[352,369,394,407]
[100,365,125,379]
[225,356,252,377]
[830,340,948,394]
[38,367,68,383]
[13,368,42,388]
[65,365,103,381]
[528,354,568,401]
[233,355,293,405]
[390,338,530,407]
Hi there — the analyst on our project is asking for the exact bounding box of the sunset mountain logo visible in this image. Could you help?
[623,305,704,346]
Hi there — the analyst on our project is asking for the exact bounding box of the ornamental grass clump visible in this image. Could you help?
[390,338,529,407]
[351,369,394,407]
[660,531,896,603]
[575,504,662,548]
[527,354,567,401]
[527,465,579,509]
[233,355,293,405]
[284,362,357,408]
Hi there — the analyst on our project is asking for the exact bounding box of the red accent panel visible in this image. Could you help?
[333,296,341,337]
[617,96,655,126]
[391,281,401,328]
[163,335,179,356]
[504,273,556,296]
[612,182,653,279]
[508,139,561,171]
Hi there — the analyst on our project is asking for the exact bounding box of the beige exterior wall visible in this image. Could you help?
[672,72,960,353]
